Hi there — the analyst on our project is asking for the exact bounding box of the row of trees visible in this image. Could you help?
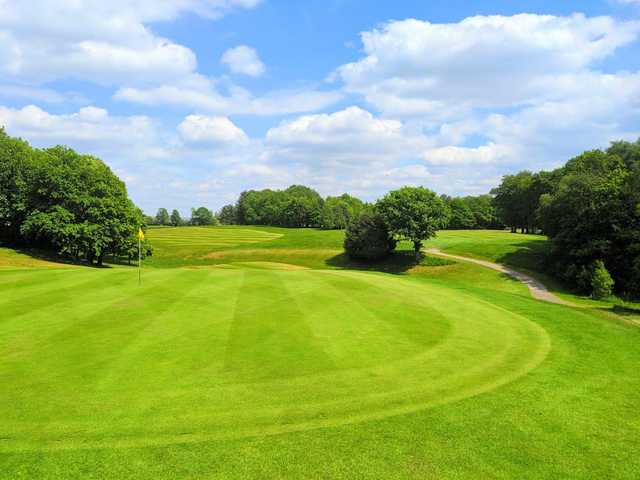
[150,207,217,226]
[440,194,503,230]
[217,186,365,229]
[491,139,640,298]
[216,186,500,231]
[0,129,150,265]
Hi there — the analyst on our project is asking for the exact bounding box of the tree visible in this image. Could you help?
[376,186,450,260]
[591,260,614,299]
[320,194,365,229]
[464,194,503,229]
[0,129,37,244]
[190,207,216,226]
[344,210,396,260]
[537,149,634,295]
[217,204,237,224]
[170,209,182,226]
[444,196,475,229]
[155,208,170,225]
[234,185,324,227]
[0,133,150,266]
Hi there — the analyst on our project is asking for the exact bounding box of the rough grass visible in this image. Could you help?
[1,227,639,479]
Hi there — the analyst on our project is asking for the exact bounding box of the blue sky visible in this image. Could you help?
[1,0,639,215]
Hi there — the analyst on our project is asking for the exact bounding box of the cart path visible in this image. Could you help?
[425,248,576,307]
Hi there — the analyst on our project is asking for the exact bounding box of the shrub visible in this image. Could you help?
[591,260,614,299]
[344,210,396,260]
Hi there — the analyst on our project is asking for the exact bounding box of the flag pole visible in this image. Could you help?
[138,231,141,285]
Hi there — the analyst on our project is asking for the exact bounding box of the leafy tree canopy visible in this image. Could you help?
[0,130,150,265]
[376,186,450,258]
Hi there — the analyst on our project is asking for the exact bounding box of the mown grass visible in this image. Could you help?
[1,227,639,478]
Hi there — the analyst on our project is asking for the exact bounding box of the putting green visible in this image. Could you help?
[0,265,549,452]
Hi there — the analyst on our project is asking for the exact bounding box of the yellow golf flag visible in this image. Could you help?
[138,228,145,241]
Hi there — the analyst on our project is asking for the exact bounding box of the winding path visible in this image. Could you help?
[425,248,576,307]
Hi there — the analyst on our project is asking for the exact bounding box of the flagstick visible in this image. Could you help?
[138,234,141,286]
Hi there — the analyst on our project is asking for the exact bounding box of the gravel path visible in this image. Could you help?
[425,248,576,306]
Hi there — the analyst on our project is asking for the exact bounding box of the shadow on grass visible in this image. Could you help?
[325,250,454,274]
[6,245,138,269]
[610,305,640,317]
[495,239,551,272]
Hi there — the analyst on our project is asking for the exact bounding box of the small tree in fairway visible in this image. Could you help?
[344,210,396,260]
[376,186,450,260]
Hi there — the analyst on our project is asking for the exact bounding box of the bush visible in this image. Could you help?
[344,210,396,260]
[591,260,614,299]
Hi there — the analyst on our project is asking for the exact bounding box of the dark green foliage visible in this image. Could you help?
[591,260,614,300]
[538,149,637,296]
[444,197,475,229]
[491,171,553,233]
[440,194,503,230]
[344,210,396,260]
[235,185,325,227]
[376,186,449,257]
[464,194,504,229]
[170,209,182,226]
[217,204,237,224]
[320,193,365,229]
[0,130,150,265]
[501,139,640,298]
[190,207,217,226]
[155,208,170,225]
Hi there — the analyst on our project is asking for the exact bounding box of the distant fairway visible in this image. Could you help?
[148,226,282,255]
[1,228,639,479]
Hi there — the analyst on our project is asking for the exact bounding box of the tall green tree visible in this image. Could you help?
[538,149,635,295]
[235,185,324,227]
[170,209,182,227]
[344,209,396,260]
[217,204,237,224]
[320,194,365,229]
[376,186,450,259]
[190,207,216,226]
[443,196,475,229]
[0,132,150,265]
[155,208,170,225]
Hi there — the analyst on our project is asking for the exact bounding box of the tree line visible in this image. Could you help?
[215,185,501,231]
[149,207,218,226]
[3,127,637,298]
[0,129,150,265]
[491,139,640,298]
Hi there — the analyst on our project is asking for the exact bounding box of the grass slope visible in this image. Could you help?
[1,227,639,479]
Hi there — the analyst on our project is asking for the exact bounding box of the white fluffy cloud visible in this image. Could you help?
[0,105,155,146]
[335,14,640,115]
[178,114,248,145]
[266,106,431,163]
[221,45,265,77]
[0,0,261,85]
[424,143,514,166]
[115,74,342,115]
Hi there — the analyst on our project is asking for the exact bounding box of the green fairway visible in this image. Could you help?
[1,227,639,478]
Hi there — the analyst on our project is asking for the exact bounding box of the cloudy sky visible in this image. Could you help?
[1,0,639,214]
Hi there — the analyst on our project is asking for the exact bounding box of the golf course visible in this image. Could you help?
[1,227,639,479]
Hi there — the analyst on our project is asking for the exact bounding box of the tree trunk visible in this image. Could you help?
[413,241,422,262]
[96,251,104,266]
